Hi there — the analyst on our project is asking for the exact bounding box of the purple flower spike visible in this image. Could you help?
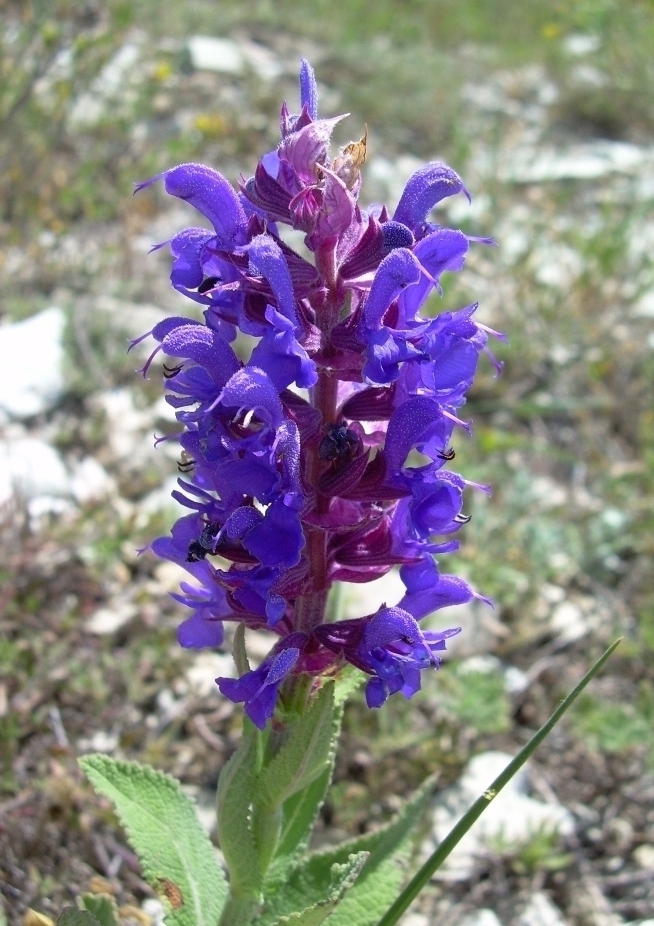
[140,59,500,726]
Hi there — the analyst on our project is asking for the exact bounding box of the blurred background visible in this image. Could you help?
[1,1,653,924]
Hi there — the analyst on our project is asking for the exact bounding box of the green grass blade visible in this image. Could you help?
[376,639,622,926]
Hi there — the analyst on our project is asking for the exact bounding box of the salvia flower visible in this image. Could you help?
[138,59,502,724]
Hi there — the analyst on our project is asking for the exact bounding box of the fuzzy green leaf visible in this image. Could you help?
[216,728,262,899]
[267,698,344,887]
[79,755,226,926]
[80,895,118,926]
[262,853,367,926]
[256,776,435,926]
[333,667,364,707]
[57,910,101,926]
[258,683,335,811]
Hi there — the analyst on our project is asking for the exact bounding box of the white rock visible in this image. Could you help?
[28,495,73,519]
[401,914,429,926]
[95,387,159,465]
[188,36,245,74]
[632,291,654,319]
[633,844,654,869]
[503,141,651,183]
[563,33,601,56]
[70,457,114,504]
[504,665,529,694]
[85,599,138,634]
[431,752,574,881]
[570,64,607,88]
[550,600,588,643]
[427,600,509,659]
[0,437,70,500]
[186,652,234,698]
[77,730,119,753]
[0,308,66,418]
[457,910,504,926]
[142,898,167,926]
[241,41,283,80]
[458,655,502,675]
[341,568,406,620]
[533,244,584,289]
[517,893,569,926]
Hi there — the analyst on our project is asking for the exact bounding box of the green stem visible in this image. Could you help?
[218,894,260,926]
[252,802,283,874]
[376,639,622,926]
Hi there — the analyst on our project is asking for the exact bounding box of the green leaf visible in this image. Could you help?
[256,776,435,926]
[376,639,622,926]
[57,910,101,926]
[80,895,118,926]
[265,702,343,890]
[263,853,367,926]
[216,728,262,899]
[79,755,226,926]
[333,667,364,707]
[258,683,335,810]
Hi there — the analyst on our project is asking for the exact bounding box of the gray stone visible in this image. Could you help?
[70,456,114,504]
[0,437,70,501]
[0,308,66,418]
[517,893,569,926]
[187,36,245,74]
[503,141,651,183]
[633,844,654,869]
[85,598,138,634]
[457,910,504,926]
[187,36,283,80]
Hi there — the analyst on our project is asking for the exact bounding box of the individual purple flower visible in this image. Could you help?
[315,606,461,707]
[137,58,501,725]
[217,637,303,729]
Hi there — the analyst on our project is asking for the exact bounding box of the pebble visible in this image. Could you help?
[185,652,234,698]
[77,730,120,753]
[69,456,114,504]
[401,915,429,926]
[141,899,166,926]
[633,844,654,869]
[429,600,509,659]
[188,35,245,74]
[430,752,574,881]
[0,307,66,418]
[517,893,569,926]
[549,600,590,643]
[457,910,504,926]
[85,598,138,634]
[187,36,282,79]
[0,437,70,504]
[503,141,651,183]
